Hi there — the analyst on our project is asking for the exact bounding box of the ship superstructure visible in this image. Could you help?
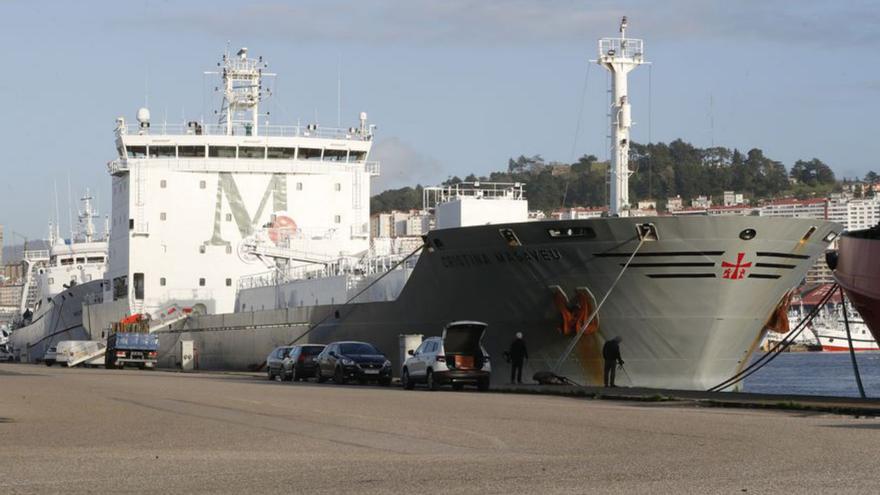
[88,47,378,326]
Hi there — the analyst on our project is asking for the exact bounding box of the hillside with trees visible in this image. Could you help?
[371,139,874,213]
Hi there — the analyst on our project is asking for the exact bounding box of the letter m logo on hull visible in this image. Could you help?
[204,172,287,247]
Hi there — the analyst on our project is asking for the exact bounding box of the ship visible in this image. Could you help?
[8,193,109,361]
[29,19,840,391]
[830,223,880,347]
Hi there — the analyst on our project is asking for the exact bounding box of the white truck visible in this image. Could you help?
[46,341,106,367]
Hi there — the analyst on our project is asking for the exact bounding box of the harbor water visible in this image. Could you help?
[744,351,880,397]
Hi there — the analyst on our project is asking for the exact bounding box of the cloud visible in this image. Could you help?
[125,0,880,48]
[369,137,445,192]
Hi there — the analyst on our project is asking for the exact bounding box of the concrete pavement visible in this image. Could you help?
[1,363,878,494]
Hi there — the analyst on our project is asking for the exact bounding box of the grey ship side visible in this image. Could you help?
[160,216,839,390]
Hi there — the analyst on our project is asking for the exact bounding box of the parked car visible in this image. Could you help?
[266,346,294,380]
[401,321,491,391]
[314,341,392,386]
[44,346,58,366]
[281,344,325,381]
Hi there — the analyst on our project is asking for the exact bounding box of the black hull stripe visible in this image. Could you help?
[647,273,716,279]
[756,252,810,260]
[748,273,781,279]
[596,251,724,258]
[754,262,797,269]
[621,262,716,268]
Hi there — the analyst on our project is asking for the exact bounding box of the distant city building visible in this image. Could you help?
[528,210,547,221]
[666,196,683,212]
[722,191,745,207]
[758,198,828,219]
[691,196,712,209]
[637,200,657,210]
[0,284,22,309]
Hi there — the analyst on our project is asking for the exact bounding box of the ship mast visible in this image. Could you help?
[210,47,275,136]
[597,17,646,216]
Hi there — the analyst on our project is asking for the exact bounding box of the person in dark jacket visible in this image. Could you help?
[602,336,624,387]
[508,332,528,384]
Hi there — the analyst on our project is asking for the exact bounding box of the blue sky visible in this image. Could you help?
[1,0,878,240]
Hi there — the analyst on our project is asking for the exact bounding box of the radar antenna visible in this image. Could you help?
[595,16,646,216]
[206,47,276,136]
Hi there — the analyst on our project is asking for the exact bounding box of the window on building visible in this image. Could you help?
[160,277,166,286]
[178,146,206,158]
[148,146,176,158]
[133,272,144,300]
[296,182,303,191]
[226,278,232,287]
[334,215,342,224]
[126,146,147,158]
[199,278,206,287]
[298,148,322,160]
[238,146,265,159]
[160,179,167,188]
[199,180,206,189]
[208,146,237,158]
[199,245,206,254]
[160,212,167,221]
[324,149,348,162]
[334,183,342,192]
[267,147,296,159]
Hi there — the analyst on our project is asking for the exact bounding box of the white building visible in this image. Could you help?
[722,191,745,207]
[691,196,712,209]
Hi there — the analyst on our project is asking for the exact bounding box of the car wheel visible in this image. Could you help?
[402,368,414,390]
[334,366,346,385]
[45,360,53,367]
[478,378,490,392]
[427,369,439,391]
[452,383,464,391]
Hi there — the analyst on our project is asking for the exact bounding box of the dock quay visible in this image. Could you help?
[3,363,880,494]
[494,384,880,417]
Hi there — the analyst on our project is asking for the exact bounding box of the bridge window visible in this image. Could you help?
[226,278,232,287]
[239,146,265,159]
[335,183,342,192]
[296,182,303,191]
[298,148,321,160]
[267,147,296,159]
[179,146,206,158]
[324,149,348,162]
[209,146,236,158]
[334,215,341,224]
[127,146,147,158]
[149,146,176,158]
[87,257,104,264]
[160,277,166,287]
[349,151,367,162]
[160,179,167,188]
[160,212,167,221]
[199,278,206,287]
[199,180,206,189]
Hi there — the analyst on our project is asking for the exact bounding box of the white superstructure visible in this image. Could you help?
[596,16,646,216]
[96,47,378,321]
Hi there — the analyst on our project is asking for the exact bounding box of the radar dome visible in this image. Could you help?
[136,107,151,124]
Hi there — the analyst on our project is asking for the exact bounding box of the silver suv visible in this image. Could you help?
[401,321,491,391]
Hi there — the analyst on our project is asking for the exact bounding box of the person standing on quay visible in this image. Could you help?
[603,336,624,387]
[508,332,528,384]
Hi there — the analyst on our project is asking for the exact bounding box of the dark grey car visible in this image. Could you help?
[266,346,293,381]
[281,344,325,381]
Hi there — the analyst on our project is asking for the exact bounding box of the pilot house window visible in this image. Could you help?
[208,146,236,158]
[178,146,206,158]
[238,147,265,159]
[267,147,296,159]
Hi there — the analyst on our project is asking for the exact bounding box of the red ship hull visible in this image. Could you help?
[834,227,880,345]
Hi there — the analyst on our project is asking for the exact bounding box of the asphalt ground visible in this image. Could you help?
[1,363,879,494]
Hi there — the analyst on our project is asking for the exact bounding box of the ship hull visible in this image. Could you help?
[8,280,104,362]
[834,228,880,346]
[155,216,839,390]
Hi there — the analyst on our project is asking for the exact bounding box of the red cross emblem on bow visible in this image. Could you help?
[721,252,751,280]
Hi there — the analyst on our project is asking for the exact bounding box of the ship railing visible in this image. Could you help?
[236,253,419,291]
[598,37,645,60]
[423,181,526,209]
[116,122,373,142]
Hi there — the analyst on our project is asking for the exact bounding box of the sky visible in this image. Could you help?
[0,0,878,240]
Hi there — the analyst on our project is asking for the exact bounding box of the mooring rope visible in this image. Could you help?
[839,285,867,398]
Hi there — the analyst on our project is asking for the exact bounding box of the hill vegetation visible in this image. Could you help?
[371,139,876,213]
